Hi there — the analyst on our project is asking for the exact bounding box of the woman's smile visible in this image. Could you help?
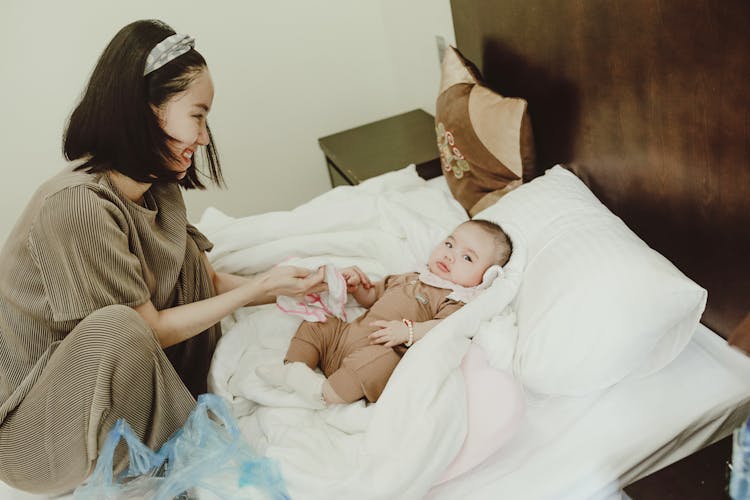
[180,148,194,168]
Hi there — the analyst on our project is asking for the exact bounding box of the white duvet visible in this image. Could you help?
[200,166,525,500]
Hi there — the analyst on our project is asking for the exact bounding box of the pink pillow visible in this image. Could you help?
[434,342,525,484]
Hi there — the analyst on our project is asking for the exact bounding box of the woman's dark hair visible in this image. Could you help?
[64,19,223,189]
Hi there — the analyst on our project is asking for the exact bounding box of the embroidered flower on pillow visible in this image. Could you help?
[437,122,470,179]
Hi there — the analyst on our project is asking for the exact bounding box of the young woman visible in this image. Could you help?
[0,19,325,495]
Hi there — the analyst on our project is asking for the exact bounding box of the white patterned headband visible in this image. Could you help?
[144,33,195,75]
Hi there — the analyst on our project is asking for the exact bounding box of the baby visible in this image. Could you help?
[258,219,512,408]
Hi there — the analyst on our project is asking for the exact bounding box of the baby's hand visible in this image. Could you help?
[368,320,408,347]
[339,266,372,292]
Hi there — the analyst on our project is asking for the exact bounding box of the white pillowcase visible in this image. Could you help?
[474,165,707,396]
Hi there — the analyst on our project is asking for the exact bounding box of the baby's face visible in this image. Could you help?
[428,223,498,287]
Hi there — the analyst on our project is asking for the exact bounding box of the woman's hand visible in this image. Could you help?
[258,265,327,298]
[368,319,409,347]
[136,264,327,348]
[340,266,372,292]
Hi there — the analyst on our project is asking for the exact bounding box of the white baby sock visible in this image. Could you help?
[256,362,326,410]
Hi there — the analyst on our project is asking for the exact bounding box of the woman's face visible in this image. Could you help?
[155,68,215,179]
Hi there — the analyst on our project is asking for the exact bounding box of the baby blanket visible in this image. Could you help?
[202,166,525,499]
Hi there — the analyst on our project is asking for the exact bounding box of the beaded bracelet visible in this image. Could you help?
[402,318,414,347]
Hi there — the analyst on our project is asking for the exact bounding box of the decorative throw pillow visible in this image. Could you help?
[473,165,708,396]
[435,46,535,214]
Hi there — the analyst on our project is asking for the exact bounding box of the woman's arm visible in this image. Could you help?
[135,262,325,348]
[202,253,276,305]
[368,319,442,348]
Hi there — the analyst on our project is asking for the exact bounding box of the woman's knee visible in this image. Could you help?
[69,304,159,356]
[0,307,160,495]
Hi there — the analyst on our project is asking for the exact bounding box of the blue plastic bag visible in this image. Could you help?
[74,393,289,499]
[731,416,750,499]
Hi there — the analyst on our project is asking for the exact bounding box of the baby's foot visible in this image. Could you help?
[256,362,326,409]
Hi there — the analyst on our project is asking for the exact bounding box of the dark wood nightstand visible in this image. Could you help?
[623,435,732,499]
[318,109,443,187]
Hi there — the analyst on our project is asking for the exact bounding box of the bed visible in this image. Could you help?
[3,1,748,499]
[200,1,750,498]
[198,165,750,500]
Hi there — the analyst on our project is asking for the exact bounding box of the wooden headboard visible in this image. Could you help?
[450,0,749,340]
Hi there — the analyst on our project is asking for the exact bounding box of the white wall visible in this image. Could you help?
[379,0,456,115]
[0,1,454,245]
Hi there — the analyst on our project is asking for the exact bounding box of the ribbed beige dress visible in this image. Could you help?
[0,166,220,495]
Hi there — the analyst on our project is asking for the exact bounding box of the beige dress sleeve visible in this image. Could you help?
[28,185,151,323]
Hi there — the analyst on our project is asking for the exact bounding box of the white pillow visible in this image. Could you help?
[474,165,707,396]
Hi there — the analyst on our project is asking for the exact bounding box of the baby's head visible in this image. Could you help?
[427,219,512,288]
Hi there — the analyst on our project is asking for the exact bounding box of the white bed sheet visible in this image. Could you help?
[427,322,750,499]
[204,171,750,499]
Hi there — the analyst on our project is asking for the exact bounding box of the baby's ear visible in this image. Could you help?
[478,265,504,290]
